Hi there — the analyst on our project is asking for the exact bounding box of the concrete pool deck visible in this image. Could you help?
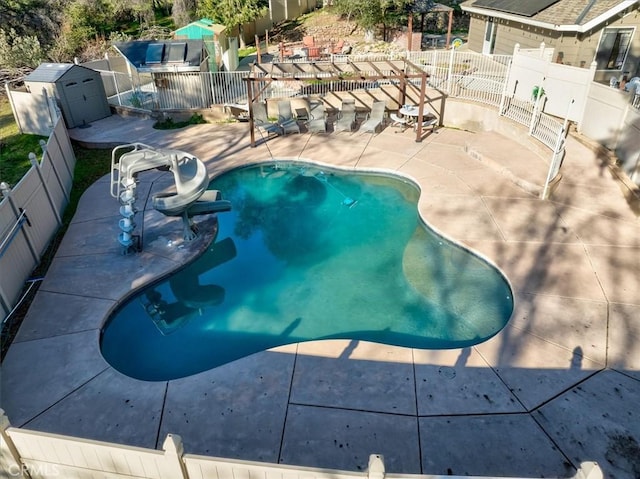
[1,114,639,477]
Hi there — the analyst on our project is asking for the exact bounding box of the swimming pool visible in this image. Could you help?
[100,161,513,381]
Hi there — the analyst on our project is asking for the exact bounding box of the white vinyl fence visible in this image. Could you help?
[0,119,75,323]
[4,82,61,137]
[0,411,602,479]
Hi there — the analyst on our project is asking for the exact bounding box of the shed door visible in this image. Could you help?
[61,76,110,127]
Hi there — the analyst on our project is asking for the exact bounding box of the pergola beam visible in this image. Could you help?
[246,59,434,146]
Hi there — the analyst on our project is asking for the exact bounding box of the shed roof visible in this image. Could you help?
[174,18,226,37]
[25,63,95,83]
[462,0,638,31]
[113,40,205,72]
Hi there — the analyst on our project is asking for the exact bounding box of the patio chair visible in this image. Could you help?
[331,40,345,55]
[359,101,386,134]
[306,102,327,133]
[389,112,408,131]
[252,102,282,137]
[294,98,311,122]
[277,100,301,135]
[334,99,356,132]
[279,42,293,60]
[307,46,321,60]
[415,116,438,132]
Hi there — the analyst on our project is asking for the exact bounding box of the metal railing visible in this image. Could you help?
[92,49,564,170]
[96,50,514,111]
[500,95,564,150]
[98,70,250,110]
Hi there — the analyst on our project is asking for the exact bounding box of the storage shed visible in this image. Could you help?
[25,63,111,128]
[174,19,226,72]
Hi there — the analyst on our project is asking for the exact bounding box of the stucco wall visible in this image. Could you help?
[442,99,551,159]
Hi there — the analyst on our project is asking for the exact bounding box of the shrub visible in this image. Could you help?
[0,28,43,70]
[153,113,207,129]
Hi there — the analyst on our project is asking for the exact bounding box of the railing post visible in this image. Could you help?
[0,410,29,478]
[446,46,455,95]
[162,434,190,479]
[542,98,573,199]
[499,57,514,116]
[113,71,122,106]
[529,77,545,135]
[209,71,217,105]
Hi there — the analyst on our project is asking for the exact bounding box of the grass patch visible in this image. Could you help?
[0,98,47,186]
[238,46,258,61]
[153,113,207,129]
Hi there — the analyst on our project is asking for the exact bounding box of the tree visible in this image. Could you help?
[0,0,61,54]
[0,28,43,70]
[47,0,116,61]
[128,0,156,30]
[172,0,197,28]
[334,0,414,42]
[198,0,269,49]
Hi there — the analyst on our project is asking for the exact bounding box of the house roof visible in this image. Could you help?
[461,0,639,32]
[25,63,94,83]
[112,40,205,72]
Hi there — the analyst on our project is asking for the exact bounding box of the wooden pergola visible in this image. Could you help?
[408,2,455,51]
[244,59,444,146]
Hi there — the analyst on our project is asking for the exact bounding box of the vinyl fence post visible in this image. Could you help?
[0,183,39,264]
[29,153,62,226]
[162,434,190,479]
[49,126,75,186]
[367,454,385,479]
[41,88,55,132]
[5,81,25,134]
[39,140,70,205]
[0,410,27,478]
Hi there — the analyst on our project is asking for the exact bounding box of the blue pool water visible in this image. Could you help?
[100,161,513,381]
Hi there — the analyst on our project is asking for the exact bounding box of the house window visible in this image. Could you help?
[596,28,634,70]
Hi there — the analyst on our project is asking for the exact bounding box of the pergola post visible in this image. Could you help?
[247,79,256,147]
[415,70,427,143]
[446,10,453,49]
